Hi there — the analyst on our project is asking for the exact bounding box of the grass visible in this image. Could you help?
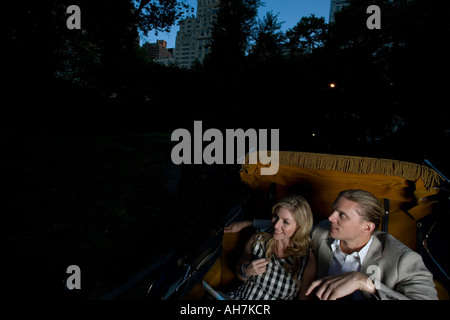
[4,132,244,299]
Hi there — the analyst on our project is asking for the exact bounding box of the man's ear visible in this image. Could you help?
[364,222,376,234]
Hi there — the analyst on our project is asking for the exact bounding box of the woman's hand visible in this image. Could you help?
[244,258,270,277]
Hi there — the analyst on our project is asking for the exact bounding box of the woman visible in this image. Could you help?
[228,195,316,300]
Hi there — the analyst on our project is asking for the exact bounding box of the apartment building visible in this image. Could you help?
[329,0,350,23]
[173,0,220,68]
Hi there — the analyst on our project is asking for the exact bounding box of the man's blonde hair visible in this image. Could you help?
[335,189,385,231]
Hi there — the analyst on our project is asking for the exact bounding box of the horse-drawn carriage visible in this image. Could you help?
[146,152,449,300]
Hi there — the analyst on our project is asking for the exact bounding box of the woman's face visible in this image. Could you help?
[272,207,298,242]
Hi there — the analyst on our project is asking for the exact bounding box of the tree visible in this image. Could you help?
[205,0,261,73]
[132,0,192,36]
[315,0,450,160]
[5,0,195,135]
[7,0,192,87]
[286,14,328,55]
[250,11,285,61]
[325,0,450,108]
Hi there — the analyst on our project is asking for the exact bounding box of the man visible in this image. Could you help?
[224,189,438,300]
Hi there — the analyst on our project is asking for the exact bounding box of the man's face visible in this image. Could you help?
[328,197,367,242]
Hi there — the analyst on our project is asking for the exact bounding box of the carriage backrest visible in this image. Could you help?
[240,152,443,250]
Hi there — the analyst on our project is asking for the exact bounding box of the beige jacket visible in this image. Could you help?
[311,220,438,300]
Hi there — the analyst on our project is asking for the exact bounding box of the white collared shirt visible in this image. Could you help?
[327,236,374,276]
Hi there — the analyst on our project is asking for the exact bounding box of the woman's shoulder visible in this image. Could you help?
[252,232,270,254]
[253,232,271,243]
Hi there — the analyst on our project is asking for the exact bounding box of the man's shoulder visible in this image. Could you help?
[374,231,413,255]
[310,220,331,251]
[371,231,424,268]
[311,220,330,237]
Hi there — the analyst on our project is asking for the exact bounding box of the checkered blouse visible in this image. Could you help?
[229,235,308,300]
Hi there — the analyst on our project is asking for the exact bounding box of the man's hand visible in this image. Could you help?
[306,271,376,300]
[224,220,252,233]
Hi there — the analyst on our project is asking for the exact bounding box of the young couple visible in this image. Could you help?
[224,189,438,300]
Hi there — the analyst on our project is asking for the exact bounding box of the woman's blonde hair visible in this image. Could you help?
[255,195,313,288]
